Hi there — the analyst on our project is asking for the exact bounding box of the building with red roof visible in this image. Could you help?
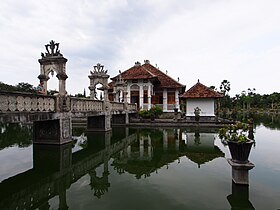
[180,80,223,118]
[109,60,185,112]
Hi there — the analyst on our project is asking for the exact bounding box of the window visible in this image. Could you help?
[144,90,148,103]
[167,92,175,104]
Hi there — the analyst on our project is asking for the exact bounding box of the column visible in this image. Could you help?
[148,84,152,110]
[139,84,144,109]
[175,89,179,110]
[163,89,167,112]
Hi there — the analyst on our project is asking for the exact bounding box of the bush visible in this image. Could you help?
[138,106,163,119]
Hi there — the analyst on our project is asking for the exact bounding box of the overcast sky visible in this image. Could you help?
[1,0,280,96]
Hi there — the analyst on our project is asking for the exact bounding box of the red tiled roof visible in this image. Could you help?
[111,63,156,80]
[180,81,224,98]
[111,61,185,89]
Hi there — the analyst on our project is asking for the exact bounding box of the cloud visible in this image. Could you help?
[0,0,280,95]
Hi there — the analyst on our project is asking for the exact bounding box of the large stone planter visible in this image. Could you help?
[228,140,254,164]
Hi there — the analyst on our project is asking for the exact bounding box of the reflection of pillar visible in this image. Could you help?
[227,181,255,209]
[227,159,255,185]
[140,137,144,158]
[58,188,68,210]
[163,130,168,150]
[148,136,152,158]
[127,145,131,158]
[38,202,50,210]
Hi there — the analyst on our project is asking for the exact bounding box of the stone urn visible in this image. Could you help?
[228,140,254,164]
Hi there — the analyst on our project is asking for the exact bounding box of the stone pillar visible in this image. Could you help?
[38,40,68,97]
[57,73,68,96]
[33,112,72,145]
[87,114,111,132]
[163,89,167,112]
[227,159,255,185]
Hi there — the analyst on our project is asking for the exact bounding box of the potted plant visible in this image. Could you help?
[218,122,254,164]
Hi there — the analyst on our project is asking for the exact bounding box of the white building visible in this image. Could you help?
[109,60,185,112]
[180,81,223,119]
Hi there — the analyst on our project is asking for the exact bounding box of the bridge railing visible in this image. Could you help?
[70,97,103,112]
[0,91,56,112]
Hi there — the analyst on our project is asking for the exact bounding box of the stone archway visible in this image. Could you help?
[38,40,68,96]
[88,63,110,101]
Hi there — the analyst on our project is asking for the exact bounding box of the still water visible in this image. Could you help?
[0,115,279,210]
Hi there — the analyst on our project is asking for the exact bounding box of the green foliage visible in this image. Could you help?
[0,81,36,93]
[0,123,32,149]
[149,106,163,118]
[138,106,163,119]
[218,122,250,143]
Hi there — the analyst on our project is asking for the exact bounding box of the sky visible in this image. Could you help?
[1,0,280,96]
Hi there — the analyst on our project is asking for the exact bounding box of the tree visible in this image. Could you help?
[219,80,231,95]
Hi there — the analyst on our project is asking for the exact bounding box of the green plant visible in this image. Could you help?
[149,106,163,118]
[218,122,251,143]
[138,106,163,119]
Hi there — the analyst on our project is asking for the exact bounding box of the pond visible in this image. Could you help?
[0,114,279,210]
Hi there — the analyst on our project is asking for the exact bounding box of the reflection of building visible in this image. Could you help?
[112,128,225,178]
[180,81,223,119]
[183,131,225,168]
[109,60,185,112]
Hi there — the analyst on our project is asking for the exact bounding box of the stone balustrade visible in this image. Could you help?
[111,101,125,111]
[127,103,137,111]
[0,91,56,112]
[0,91,137,114]
[70,98,103,112]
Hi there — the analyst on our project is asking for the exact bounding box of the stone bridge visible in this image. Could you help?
[0,40,137,144]
[0,129,137,210]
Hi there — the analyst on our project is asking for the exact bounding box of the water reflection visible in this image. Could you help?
[227,182,255,210]
[112,128,225,179]
[0,123,32,149]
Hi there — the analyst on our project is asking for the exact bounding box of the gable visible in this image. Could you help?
[181,81,223,99]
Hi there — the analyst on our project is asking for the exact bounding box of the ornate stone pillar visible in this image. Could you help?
[88,63,110,100]
[38,40,68,96]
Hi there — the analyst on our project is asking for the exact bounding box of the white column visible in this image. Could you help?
[163,89,167,112]
[127,84,131,103]
[139,84,143,109]
[175,89,179,110]
[148,84,152,110]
